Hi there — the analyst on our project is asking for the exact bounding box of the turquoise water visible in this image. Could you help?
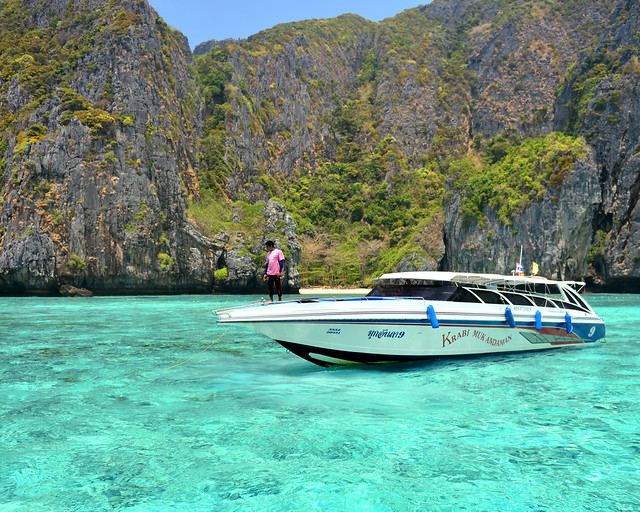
[1,293,638,511]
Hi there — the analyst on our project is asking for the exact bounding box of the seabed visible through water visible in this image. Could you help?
[1,293,638,511]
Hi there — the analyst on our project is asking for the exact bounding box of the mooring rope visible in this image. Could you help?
[164,327,230,370]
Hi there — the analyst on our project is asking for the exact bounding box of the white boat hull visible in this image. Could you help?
[217,298,605,366]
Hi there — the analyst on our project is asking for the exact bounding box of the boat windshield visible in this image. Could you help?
[367,276,595,310]
[561,285,593,312]
[367,281,457,300]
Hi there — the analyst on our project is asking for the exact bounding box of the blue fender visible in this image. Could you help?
[565,312,573,334]
[505,307,516,328]
[427,305,439,328]
[535,310,542,331]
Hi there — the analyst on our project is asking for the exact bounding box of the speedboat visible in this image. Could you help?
[214,271,606,367]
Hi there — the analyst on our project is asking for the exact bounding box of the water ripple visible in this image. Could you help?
[0,294,638,511]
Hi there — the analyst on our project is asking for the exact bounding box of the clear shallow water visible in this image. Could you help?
[0,293,638,512]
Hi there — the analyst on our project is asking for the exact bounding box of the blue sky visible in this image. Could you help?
[148,1,430,49]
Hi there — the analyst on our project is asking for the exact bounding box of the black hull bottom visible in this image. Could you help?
[275,340,576,367]
[276,340,439,367]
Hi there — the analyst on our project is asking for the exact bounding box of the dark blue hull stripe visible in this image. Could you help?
[255,318,603,340]
[253,317,585,329]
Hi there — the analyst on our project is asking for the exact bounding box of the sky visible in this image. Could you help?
[148,0,431,49]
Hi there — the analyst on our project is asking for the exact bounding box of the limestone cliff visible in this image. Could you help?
[445,155,602,279]
[0,0,302,295]
[194,0,640,290]
[555,0,640,290]
[2,0,640,294]
[0,0,247,294]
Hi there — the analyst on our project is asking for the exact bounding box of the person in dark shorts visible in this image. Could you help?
[263,240,284,302]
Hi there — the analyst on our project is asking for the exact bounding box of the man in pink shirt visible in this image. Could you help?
[263,240,285,301]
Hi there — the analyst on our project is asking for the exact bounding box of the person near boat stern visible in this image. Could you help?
[263,240,285,302]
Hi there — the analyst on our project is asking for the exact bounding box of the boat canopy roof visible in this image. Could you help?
[375,271,585,288]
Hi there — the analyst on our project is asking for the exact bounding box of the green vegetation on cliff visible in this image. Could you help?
[189,0,618,286]
[0,0,211,294]
[451,132,588,226]
[0,0,141,115]
[3,0,631,293]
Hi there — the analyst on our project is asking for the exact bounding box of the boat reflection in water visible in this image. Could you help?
[215,272,606,367]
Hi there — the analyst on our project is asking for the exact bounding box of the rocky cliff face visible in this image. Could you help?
[194,0,640,290]
[203,15,377,200]
[554,0,640,290]
[2,0,640,294]
[215,200,301,293]
[444,0,640,288]
[0,0,296,295]
[439,0,617,281]
[444,156,602,279]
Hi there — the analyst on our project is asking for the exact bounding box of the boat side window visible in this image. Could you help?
[367,284,404,297]
[367,283,457,300]
[448,287,481,303]
[501,292,535,306]
[551,299,582,310]
[414,285,457,300]
[516,283,561,295]
[557,300,587,312]
[473,289,506,304]
[540,283,560,295]
[562,287,591,312]
[531,296,555,307]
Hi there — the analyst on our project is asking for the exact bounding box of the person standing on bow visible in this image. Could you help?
[263,240,285,302]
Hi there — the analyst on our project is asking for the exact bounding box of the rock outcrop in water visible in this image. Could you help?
[214,200,301,294]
